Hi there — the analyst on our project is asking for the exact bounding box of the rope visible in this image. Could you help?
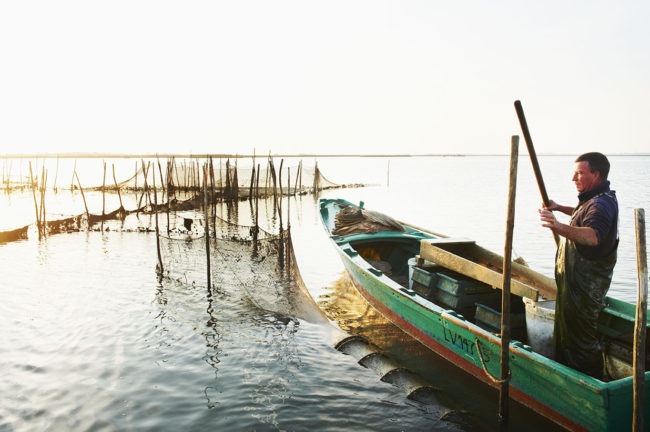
[474,338,510,384]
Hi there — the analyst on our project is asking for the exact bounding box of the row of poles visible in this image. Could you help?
[19,154,326,241]
[154,154,303,289]
[497,102,648,430]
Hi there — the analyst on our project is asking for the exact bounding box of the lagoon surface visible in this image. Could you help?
[1,155,648,431]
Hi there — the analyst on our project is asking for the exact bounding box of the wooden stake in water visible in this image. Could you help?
[74,171,90,228]
[157,156,165,204]
[499,135,519,424]
[29,162,41,238]
[101,161,106,233]
[71,160,77,190]
[112,164,124,212]
[203,166,211,290]
[633,208,648,432]
[40,169,47,236]
[153,165,163,275]
[53,156,59,191]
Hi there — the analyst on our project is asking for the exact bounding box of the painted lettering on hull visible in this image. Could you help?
[442,326,490,363]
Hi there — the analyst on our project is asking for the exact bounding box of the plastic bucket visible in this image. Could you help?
[523,298,556,358]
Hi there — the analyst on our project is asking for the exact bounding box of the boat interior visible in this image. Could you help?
[346,235,650,380]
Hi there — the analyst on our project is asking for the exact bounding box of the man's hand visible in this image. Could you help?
[539,209,559,230]
[544,200,560,211]
[543,199,574,216]
[538,208,599,246]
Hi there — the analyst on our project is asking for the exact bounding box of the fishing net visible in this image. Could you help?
[157,208,326,323]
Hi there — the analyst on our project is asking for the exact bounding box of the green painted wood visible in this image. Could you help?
[319,197,650,432]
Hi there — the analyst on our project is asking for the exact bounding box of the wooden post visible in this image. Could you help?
[499,135,519,423]
[153,163,163,275]
[633,208,648,432]
[101,161,106,233]
[232,159,239,201]
[29,162,41,238]
[278,158,284,212]
[112,164,124,211]
[249,151,256,200]
[74,171,90,226]
[293,160,300,195]
[255,163,260,229]
[166,160,171,235]
[71,160,77,190]
[39,165,47,236]
[39,168,47,237]
[157,157,165,204]
[140,160,150,212]
[53,156,59,191]
[203,166,211,290]
[286,167,291,274]
[209,157,216,234]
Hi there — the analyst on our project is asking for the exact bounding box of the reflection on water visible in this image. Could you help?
[2,155,647,431]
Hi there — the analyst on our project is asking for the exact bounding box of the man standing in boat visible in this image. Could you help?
[538,152,618,379]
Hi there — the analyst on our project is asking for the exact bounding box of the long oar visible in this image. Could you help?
[514,100,559,246]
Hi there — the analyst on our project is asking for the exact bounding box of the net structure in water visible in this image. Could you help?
[157,210,326,323]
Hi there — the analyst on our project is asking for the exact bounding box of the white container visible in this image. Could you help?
[408,257,416,290]
[523,298,556,358]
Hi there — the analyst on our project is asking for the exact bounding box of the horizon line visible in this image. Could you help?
[1,152,648,159]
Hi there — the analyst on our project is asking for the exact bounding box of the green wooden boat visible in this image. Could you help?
[319,197,650,432]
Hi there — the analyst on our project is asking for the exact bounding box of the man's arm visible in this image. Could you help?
[538,209,599,246]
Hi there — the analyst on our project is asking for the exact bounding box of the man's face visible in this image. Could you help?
[572,161,601,193]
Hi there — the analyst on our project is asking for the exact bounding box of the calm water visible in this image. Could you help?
[1,155,648,431]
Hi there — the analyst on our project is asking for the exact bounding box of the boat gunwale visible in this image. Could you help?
[319,198,645,392]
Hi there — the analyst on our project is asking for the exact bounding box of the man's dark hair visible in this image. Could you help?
[576,152,610,181]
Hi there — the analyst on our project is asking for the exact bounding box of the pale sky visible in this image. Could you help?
[1,1,648,156]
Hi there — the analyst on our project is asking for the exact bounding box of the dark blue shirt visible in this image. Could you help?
[570,181,618,260]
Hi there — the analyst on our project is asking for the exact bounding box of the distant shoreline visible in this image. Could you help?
[1,153,648,159]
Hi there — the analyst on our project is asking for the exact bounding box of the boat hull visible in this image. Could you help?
[321,198,650,432]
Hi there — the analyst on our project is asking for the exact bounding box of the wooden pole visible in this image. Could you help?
[166,161,171,235]
[29,162,41,238]
[38,164,46,234]
[286,167,291,274]
[249,151,256,200]
[203,166,212,290]
[53,156,59,191]
[71,160,77,190]
[278,158,284,212]
[101,161,106,233]
[514,100,559,246]
[633,208,648,432]
[499,135,519,423]
[209,157,216,233]
[41,169,47,235]
[157,156,165,203]
[112,164,124,211]
[293,160,300,195]
[255,163,260,229]
[153,163,163,275]
[74,171,90,226]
